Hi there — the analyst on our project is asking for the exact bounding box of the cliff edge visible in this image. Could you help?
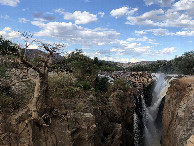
[162,76,194,146]
[0,89,136,146]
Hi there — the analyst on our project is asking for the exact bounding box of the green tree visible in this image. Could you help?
[173,51,194,74]
[94,77,109,93]
[0,36,18,55]
[94,57,99,65]
[66,49,98,88]
[0,34,64,123]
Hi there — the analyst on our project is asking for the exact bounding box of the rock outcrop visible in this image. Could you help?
[99,71,153,89]
[0,88,136,146]
[0,63,153,146]
[162,76,194,146]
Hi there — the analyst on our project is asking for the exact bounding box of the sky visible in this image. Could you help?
[0,0,194,63]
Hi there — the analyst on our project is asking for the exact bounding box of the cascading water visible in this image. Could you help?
[134,73,176,146]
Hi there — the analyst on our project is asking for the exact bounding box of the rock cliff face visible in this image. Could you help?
[0,89,136,146]
[162,76,194,146]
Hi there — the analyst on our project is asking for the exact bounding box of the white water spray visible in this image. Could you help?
[143,73,175,146]
[142,94,160,146]
[149,74,175,120]
[133,112,140,146]
[133,73,176,146]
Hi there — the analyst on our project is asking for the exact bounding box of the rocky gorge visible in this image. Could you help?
[162,76,194,146]
[0,70,193,146]
[0,79,137,145]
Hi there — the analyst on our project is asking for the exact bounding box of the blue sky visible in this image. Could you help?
[0,0,194,63]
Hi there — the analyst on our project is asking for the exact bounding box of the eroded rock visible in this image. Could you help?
[162,76,194,146]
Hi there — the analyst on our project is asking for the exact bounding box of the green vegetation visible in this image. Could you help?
[0,36,18,56]
[93,57,123,71]
[0,66,7,79]
[94,77,110,93]
[65,49,98,86]
[109,78,131,92]
[1,35,193,111]
[0,65,34,109]
[172,51,194,74]
[127,51,194,75]
[48,73,87,99]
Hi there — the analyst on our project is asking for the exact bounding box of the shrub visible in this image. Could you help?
[110,78,131,92]
[94,77,110,93]
[65,50,98,86]
[0,66,7,78]
[74,79,92,91]
[0,80,34,110]
[48,72,90,99]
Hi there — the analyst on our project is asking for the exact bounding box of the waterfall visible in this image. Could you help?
[133,112,140,146]
[142,94,160,146]
[149,74,175,121]
[133,73,176,146]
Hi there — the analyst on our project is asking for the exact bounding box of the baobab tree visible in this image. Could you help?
[0,33,64,124]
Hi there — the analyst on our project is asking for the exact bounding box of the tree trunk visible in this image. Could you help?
[29,72,49,120]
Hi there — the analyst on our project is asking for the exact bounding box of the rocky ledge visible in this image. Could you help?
[0,89,137,146]
[162,76,194,146]
[0,71,153,146]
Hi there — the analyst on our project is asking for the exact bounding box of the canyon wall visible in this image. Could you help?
[162,76,194,146]
[0,89,137,146]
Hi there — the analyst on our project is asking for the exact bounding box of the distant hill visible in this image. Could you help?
[26,49,63,60]
[116,61,155,68]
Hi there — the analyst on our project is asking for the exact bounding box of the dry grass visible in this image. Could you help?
[178,76,194,85]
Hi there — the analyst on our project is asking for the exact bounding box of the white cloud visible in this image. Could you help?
[114,40,153,56]
[156,47,175,54]
[26,42,39,49]
[0,14,9,19]
[110,6,129,18]
[101,56,130,63]
[147,28,172,36]
[172,0,194,17]
[18,18,29,23]
[84,51,101,57]
[31,21,120,47]
[130,58,146,63]
[3,27,11,31]
[127,36,155,44]
[22,8,29,11]
[109,38,175,57]
[28,45,38,49]
[98,12,105,18]
[0,27,20,39]
[130,58,138,63]
[101,57,108,61]
[118,58,130,63]
[126,8,194,30]
[173,0,194,11]
[127,8,138,15]
[144,0,175,7]
[110,7,138,19]
[176,30,194,36]
[110,48,117,52]
[64,11,97,24]
[100,56,146,63]
[55,8,65,15]
[126,38,136,42]
[125,1,194,29]
[0,0,20,7]
[135,30,147,35]
[135,28,194,36]
[126,9,164,26]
